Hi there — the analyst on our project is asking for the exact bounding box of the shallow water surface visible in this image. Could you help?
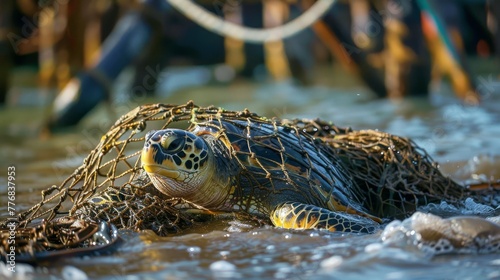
[1,73,500,279]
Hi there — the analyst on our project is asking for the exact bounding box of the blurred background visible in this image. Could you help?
[1,0,499,117]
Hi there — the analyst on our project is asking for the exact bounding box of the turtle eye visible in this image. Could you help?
[161,136,185,153]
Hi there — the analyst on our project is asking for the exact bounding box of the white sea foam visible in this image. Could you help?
[61,265,88,280]
[381,212,500,257]
[418,198,498,218]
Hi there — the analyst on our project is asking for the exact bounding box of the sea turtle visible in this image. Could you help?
[140,117,495,234]
[141,119,381,233]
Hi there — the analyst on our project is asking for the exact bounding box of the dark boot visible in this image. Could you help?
[46,0,171,130]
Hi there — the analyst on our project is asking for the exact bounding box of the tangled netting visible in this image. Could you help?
[1,101,498,259]
[285,119,498,217]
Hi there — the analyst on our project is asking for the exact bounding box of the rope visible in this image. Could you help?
[166,0,336,43]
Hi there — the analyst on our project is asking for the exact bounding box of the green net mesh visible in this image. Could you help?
[1,101,498,259]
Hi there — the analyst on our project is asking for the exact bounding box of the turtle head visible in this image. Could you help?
[141,128,231,207]
[142,129,211,197]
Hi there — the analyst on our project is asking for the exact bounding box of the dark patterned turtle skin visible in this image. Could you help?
[141,119,385,233]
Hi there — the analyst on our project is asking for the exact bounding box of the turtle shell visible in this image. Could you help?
[193,118,375,220]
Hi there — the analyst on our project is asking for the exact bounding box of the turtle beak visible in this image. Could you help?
[141,141,181,178]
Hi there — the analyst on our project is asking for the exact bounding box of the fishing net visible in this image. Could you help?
[284,119,499,218]
[1,101,498,259]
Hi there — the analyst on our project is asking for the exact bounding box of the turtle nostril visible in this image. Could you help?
[145,130,158,141]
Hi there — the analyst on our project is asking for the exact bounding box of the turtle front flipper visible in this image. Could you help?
[270,202,380,234]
